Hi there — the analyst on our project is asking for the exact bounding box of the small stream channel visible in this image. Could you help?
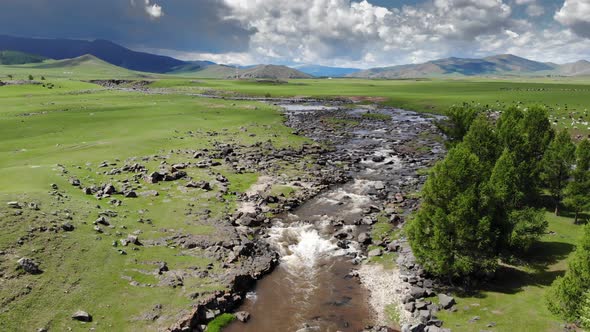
[225,102,443,332]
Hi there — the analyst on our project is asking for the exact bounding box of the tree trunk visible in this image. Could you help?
[555,204,560,216]
[574,211,579,224]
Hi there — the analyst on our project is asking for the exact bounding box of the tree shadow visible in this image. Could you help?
[451,240,574,298]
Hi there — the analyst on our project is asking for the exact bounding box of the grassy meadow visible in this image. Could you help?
[1,59,590,331]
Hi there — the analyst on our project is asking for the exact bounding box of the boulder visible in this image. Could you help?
[372,155,386,162]
[71,310,92,322]
[368,248,382,257]
[358,232,371,245]
[235,311,250,322]
[17,257,42,274]
[438,294,455,309]
[409,286,426,299]
[7,201,21,209]
[61,223,75,232]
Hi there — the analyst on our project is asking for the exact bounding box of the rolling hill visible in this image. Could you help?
[293,64,360,77]
[239,65,312,79]
[0,35,186,73]
[173,64,312,79]
[558,60,590,76]
[349,54,588,79]
[0,50,47,65]
[0,54,141,79]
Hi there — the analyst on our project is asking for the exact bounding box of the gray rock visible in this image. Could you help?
[368,248,382,257]
[7,201,21,209]
[235,311,250,322]
[61,223,75,232]
[403,323,425,332]
[17,257,42,274]
[71,310,92,322]
[127,235,141,245]
[358,232,371,244]
[410,286,426,299]
[404,302,416,312]
[139,190,159,197]
[438,293,455,309]
[468,316,480,323]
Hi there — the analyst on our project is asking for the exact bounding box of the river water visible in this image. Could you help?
[225,103,441,332]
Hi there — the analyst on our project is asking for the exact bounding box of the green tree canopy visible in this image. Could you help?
[541,128,575,215]
[564,139,590,223]
[408,144,500,278]
[547,224,590,322]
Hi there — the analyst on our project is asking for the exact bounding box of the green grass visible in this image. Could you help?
[206,313,236,332]
[437,212,584,332]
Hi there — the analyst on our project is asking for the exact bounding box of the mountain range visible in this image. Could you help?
[348,54,590,78]
[1,35,589,78]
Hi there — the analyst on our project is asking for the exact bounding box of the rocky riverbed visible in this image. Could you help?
[217,100,448,332]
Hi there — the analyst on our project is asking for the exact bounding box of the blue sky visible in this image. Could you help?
[0,0,589,68]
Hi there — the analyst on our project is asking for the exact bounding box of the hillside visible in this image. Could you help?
[0,35,186,73]
[175,64,312,79]
[0,54,142,79]
[239,65,312,79]
[559,60,590,76]
[0,50,46,65]
[174,64,237,78]
[293,64,360,77]
[349,54,585,78]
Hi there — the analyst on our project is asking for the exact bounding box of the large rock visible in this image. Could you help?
[235,311,250,322]
[71,310,92,322]
[17,257,42,274]
[438,293,456,309]
[368,248,382,257]
[7,201,21,209]
[410,286,426,299]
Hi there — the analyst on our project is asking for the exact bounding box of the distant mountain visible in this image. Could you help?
[174,64,312,79]
[293,64,360,77]
[0,50,47,65]
[176,64,237,78]
[0,35,189,73]
[348,54,585,78]
[558,60,590,76]
[239,65,312,79]
[31,54,136,75]
[167,60,217,74]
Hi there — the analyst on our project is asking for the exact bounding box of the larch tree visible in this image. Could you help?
[541,128,575,215]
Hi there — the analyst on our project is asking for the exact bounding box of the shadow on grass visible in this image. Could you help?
[453,241,574,298]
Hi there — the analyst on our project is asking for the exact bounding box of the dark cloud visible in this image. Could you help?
[0,0,253,53]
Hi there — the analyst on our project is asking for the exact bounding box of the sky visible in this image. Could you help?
[0,0,589,68]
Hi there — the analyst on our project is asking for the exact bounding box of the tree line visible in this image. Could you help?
[407,104,590,327]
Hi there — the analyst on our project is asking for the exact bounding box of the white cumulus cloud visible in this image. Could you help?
[222,0,514,67]
[131,0,163,19]
[555,0,590,38]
